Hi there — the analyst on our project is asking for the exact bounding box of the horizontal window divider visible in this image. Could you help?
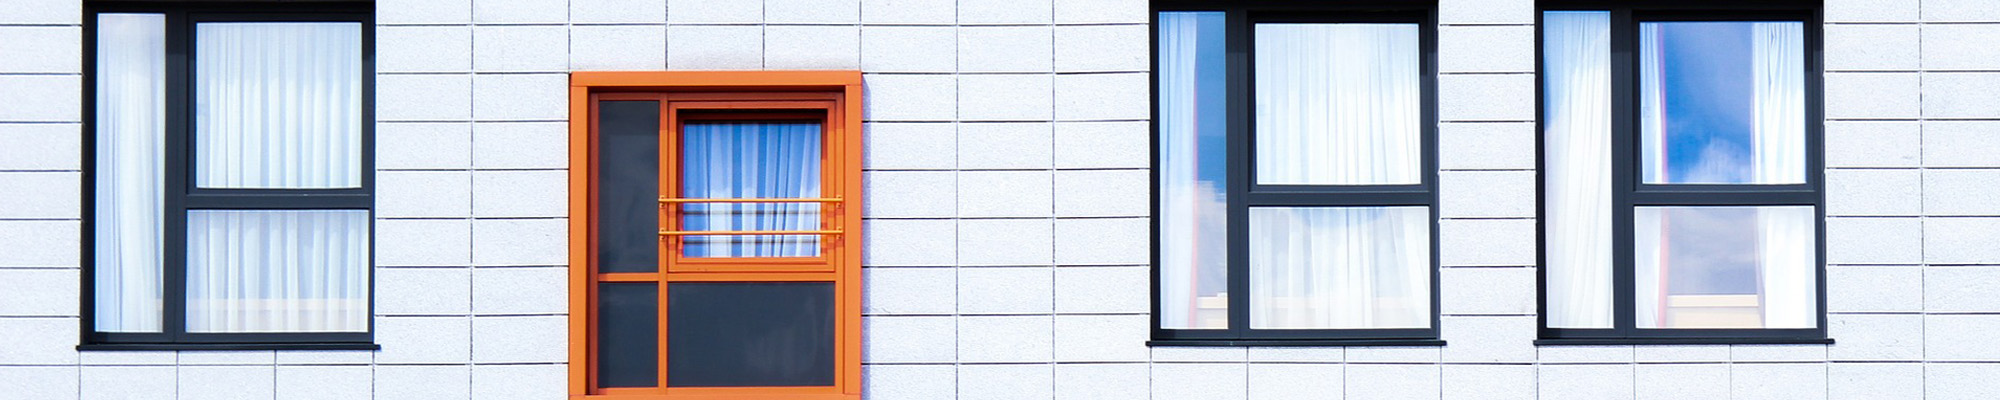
[1242,192,1433,207]
[1626,191,1820,206]
[183,194,373,209]
[1437,71,1536,75]
[1148,339,1447,347]
[1535,337,1833,346]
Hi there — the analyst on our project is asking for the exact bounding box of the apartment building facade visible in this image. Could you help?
[1,0,1997,398]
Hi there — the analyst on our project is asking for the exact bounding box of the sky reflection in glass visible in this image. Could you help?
[1640,21,1806,185]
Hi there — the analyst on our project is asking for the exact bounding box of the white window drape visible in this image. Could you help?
[187,210,369,332]
[1541,11,1615,329]
[1253,23,1421,186]
[94,13,167,333]
[1157,11,1230,330]
[681,122,823,258]
[194,22,363,189]
[1249,207,1430,329]
[1752,22,1807,185]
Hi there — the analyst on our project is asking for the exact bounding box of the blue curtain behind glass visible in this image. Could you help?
[682,122,823,257]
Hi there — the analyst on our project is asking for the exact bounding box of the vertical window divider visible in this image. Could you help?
[1607,7,1638,338]
[161,8,192,343]
[1223,7,1252,337]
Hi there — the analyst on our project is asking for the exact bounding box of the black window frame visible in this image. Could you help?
[80,1,378,350]
[1149,0,1444,347]
[1534,0,1830,345]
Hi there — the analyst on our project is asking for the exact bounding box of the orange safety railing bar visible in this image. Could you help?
[658,197,843,204]
[658,229,841,236]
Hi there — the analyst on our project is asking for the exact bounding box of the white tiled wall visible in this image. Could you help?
[4,0,2000,398]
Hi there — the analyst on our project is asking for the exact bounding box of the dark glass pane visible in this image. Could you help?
[597,283,659,388]
[668,282,834,387]
[597,101,660,273]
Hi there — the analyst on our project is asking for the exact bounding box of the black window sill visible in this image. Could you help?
[1535,338,1833,346]
[78,343,380,351]
[1149,339,1446,347]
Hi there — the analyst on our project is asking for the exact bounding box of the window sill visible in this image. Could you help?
[1534,338,1833,346]
[1148,339,1446,347]
[78,342,380,351]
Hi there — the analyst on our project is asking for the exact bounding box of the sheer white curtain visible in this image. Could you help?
[94,13,166,333]
[183,22,369,333]
[1753,22,1806,184]
[682,122,823,258]
[1253,23,1420,185]
[1246,23,1427,330]
[195,22,363,189]
[1250,207,1429,329]
[1542,11,1615,329]
[187,210,369,332]
[1754,23,1815,328]
[1157,11,1229,330]
[1758,207,1816,328]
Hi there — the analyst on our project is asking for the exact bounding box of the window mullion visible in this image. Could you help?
[1224,8,1252,337]
[162,9,193,341]
[1608,8,1638,335]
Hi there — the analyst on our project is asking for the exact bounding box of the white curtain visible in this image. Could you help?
[194,22,363,189]
[1249,207,1429,329]
[1634,207,1665,328]
[1753,23,1814,328]
[1758,207,1816,328]
[1542,11,1615,329]
[1639,23,1669,183]
[682,122,823,258]
[94,13,166,333]
[1253,23,1421,185]
[1753,23,1806,185]
[1157,11,1229,330]
[187,210,369,332]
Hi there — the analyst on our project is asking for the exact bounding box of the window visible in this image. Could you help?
[83,3,375,348]
[1152,1,1441,345]
[567,71,863,399]
[1538,1,1826,343]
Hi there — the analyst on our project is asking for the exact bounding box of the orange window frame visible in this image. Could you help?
[567,71,864,400]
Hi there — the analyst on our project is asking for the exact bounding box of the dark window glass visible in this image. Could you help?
[667,282,834,387]
[597,101,660,273]
[597,282,659,387]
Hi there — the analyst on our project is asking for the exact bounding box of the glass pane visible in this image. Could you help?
[598,101,660,273]
[1254,23,1422,186]
[667,282,835,387]
[1157,11,1229,330]
[186,210,369,333]
[194,22,364,189]
[94,13,166,333]
[680,122,823,258]
[1248,207,1431,329]
[1542,11,1616,329]
[1635,206,1817,329]
[598,282,658,388]
[1639,21,1806,185]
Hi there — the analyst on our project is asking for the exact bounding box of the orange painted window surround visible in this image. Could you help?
[567,71,864,400]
